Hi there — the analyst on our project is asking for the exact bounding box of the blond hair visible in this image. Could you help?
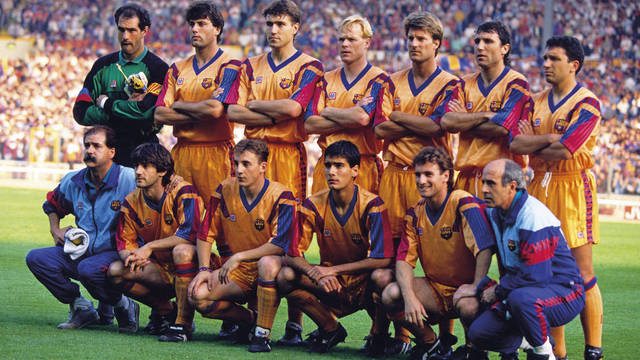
[339,15,373,39]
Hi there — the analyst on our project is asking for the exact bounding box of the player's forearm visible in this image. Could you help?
[154,106,195,125]
[285,254,314,275]
[227,104,273,126]
[510,134,556,154]
[196,239,214,268]
[472,249,493,285]
[469,120,508,137]
[331,257,392,275]
[533,142,572,160]
[395,260,417,300]
[236,242,284,263]
[247,99,302,122]
[391,111,443,137]
[172,99,224,121]
[321,106,370,128]
[47,212,61,232]
[147,235,191,252]
[304,115,342,134]
[440,111,493,133]
[374,120,411,140]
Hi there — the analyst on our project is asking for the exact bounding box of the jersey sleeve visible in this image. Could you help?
[115,199,143,251]
[290,60,324,109]
[43,184,74,217]
[197,184,224,244]
[304,77,326,120]
[289,198,321,257]
[395,207,420,267]
[213,59,243,104]
[226,58,253,106]
[364,196,394,259]
[268,191,298,250]
[429,79,463,125]
[371,74,396,127]
[73,58,110,126]
[507,96,534,144]
[457,196,495,255]
[155,63,179,108]
[489,78,531,131]
[559,97,601,154]
[174,185,204,243]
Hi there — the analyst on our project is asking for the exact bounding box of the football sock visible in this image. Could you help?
[174,262,197,326]
[256,279,280,334]
[581,278,603,348]
[287,289,338,332]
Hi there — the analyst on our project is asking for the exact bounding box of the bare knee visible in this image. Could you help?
[276,266,297,294]
[189,283,213,311]
[371,268,394,292]
[258,255,282,281]
[172,244,196,264]
[456,297,480,326]
[107,260,125,283]
[381,282,401,308]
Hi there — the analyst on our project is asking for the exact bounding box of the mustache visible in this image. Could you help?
[84,154,96,162]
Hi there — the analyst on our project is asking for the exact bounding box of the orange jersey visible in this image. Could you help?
[382,67,461,166]
[198,177,297,258]
[456,67,531,170]
[116,182,204,264]
[396,190,493,287]
[308,64,389,155]
[517,85,601,173]
[156,49,241,143]
[290,186,394,266]
[228,51,323,143]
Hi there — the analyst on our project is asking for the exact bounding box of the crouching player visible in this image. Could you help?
[376,146,494,359]
[108,143,203,341]
[275,140,395,353]
[188,139,297,345]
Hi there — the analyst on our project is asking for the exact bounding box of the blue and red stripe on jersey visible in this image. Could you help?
[559,97,601,154]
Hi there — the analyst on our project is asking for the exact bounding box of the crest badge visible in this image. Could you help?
[110,80,117,88]
[164,213,173,225]
[279,78,292,89]
[554,118,569,132]
[254,218,265,231]
[440,226,453,240]
[201,78,213,89]
[490,101,501,112]
[418,102,429,115]
[508,240,516,252]
[351,233,363,245]
[352,94,363,104]
[110,200,121,211]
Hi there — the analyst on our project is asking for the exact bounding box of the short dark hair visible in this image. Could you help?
[114,4,151,30]
[325,140,360,167]
[186,1,225,42]
[263,0,301,25]
[546,35,585,74]
[476,21,511,67]
[84,125,116,149]
[412,146,454,190]
[234,139,269,163]
[131,143,174,186]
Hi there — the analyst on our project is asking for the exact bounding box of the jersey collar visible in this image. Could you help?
[408,67,442,97]
[340,63,372,91]
[548,83,582,113]
[192,48,224,75]
[240,179,270,213]
[118,47,148,65]
[478,66,509,97]
[329,185,359,227]
[267,50,302,73]
[424,191,451,226]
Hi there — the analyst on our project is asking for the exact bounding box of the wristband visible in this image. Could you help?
[198,266,212,273]
[98,97,108,109]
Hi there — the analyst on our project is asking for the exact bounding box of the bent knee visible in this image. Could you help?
[258,255,282,280]
[172,244,196,263]
[107,260,125,280]
[381,282,401,306]
[371,268,393,290]
[456,297,479,323]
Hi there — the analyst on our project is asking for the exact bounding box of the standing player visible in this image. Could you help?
[304,15,387,194]
[73,4,168,167]
[188,139,297,346]
[441,21,531,198]
[509,36,603,360]
[276,140,394,354]
[108,143,203,342]
[377,146,494,359]
[154,1,241,206]
[227,0,323,203]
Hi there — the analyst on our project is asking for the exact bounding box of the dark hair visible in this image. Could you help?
[263,0,301,25]
[114,4,151,30]
[502,159,526,191]
[412,146,454,190]
[234,139,269,163]
[186,1,225,42]
[84,125,116,149]
[131,143,174,186]
[476,21,511,67]
[403,11,444,56]
[325,140,360,167]
[546,35,585,74]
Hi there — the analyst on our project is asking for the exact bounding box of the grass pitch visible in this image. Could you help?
[0,187,638,359]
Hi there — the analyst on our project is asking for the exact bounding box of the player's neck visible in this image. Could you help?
[195,43,220,67]
[330,183,355,212]
[242,177,266,203]
[343,57,368,82]
[142,181,165,203]
[552,77,577,101]
[122,46,145,61]
[411,58,437,83]
[88,161,112,186]
[480,63,505,86]
[270,43,297,64]
[424,189,448,213]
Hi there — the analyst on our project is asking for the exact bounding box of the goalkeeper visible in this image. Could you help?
[73,4,169,167]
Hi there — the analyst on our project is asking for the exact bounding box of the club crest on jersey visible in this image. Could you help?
[466,102,473,109]
[534,118,541,127]
[490,101,501,112]
[352,94,363,104]
[418,102,429,115]
[440,226,453,240]
[177,78,184,85]
[279,78,292,89]
[554,118,569,132]
[202,78,213,89]
[351,233,363,245]
[328,92,336,100]
[254,218,265,231]
[145,219,153,226]
[110,80,117,88]
[164,213,173,225]
[230,214,236,222]
[110,200,121,211]
[256,76,263,84]
[508,240,516,252]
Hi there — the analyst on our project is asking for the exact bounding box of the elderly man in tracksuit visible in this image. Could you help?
[455,159,585,360]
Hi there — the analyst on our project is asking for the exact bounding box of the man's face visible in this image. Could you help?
[339,24,370,65]
[325,156,358,191]
[481,161,513,210]
[83,131,115,169]
[407,28,439,64]
[134,163,165,189]
[118,16,147,58]
[414,161,449,200]
[265,14,299,50]
[473,31,508,69]
[543,46,577,86]
[189,17,220,49]
[235,151,266,188]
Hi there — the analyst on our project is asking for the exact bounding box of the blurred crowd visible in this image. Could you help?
[1,0,639,194]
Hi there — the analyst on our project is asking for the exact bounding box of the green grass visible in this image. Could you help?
[0,187,638,359]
